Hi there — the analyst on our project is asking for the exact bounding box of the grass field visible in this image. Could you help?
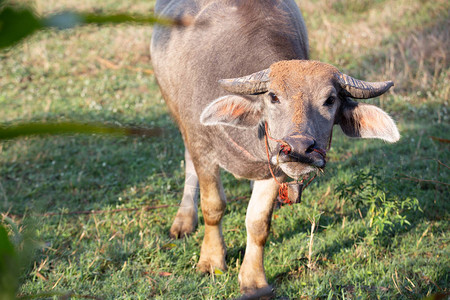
[1,0,449,298]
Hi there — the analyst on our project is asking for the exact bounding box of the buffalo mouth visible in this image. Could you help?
[263,124,328,180]
[270,150,326,180]
[279,163,317,180]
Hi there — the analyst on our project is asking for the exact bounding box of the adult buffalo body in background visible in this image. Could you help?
[151,0,399,295]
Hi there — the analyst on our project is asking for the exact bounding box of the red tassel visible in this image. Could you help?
[278,183,291,205]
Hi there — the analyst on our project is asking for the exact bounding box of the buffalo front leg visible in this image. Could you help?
[170,148,199,238]
[239,178,279,294]
[196,165,227,273]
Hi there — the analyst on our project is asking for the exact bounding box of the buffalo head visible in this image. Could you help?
[200,60,399,179]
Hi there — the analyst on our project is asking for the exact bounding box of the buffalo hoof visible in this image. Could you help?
[239,267,270,297]
[197,242,227,274]
[169,208,198,239]
[237,286,274,300]
[197,257,227,274]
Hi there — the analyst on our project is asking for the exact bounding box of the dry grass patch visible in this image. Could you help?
[380,19,449,94]
[302,0,449,96]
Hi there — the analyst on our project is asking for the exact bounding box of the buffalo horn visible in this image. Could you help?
[336,72,394,99]
[219,68,270,95]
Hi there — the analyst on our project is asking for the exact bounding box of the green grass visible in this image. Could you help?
[1,0,449,298]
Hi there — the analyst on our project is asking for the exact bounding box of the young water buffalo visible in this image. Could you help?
[151,0,399,295]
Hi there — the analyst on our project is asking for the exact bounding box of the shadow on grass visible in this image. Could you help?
[0,112,183,216]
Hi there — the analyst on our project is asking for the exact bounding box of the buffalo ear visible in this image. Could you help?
[339,101,400,143]
[200,95,263,128]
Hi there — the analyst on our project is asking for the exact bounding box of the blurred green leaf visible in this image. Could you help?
[43,11,181,30]
[0,122,163,140]
[82,12,179,26]
[0,2,186,49]
[41,11,82,30]
[0,218,42,300]
[0,224,19,300]
[0,5,43,48]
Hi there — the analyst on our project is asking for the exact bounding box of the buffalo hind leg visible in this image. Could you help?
[196,165,227,273]
[239,178,278,295]
[170,148,199,238]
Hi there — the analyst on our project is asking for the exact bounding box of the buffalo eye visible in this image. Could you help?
[324,96,335,106]
[269,92,280,104]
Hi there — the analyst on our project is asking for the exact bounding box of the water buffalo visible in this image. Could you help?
[150,0,399,295]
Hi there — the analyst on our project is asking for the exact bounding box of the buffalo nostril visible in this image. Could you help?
[305,140,316,154]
